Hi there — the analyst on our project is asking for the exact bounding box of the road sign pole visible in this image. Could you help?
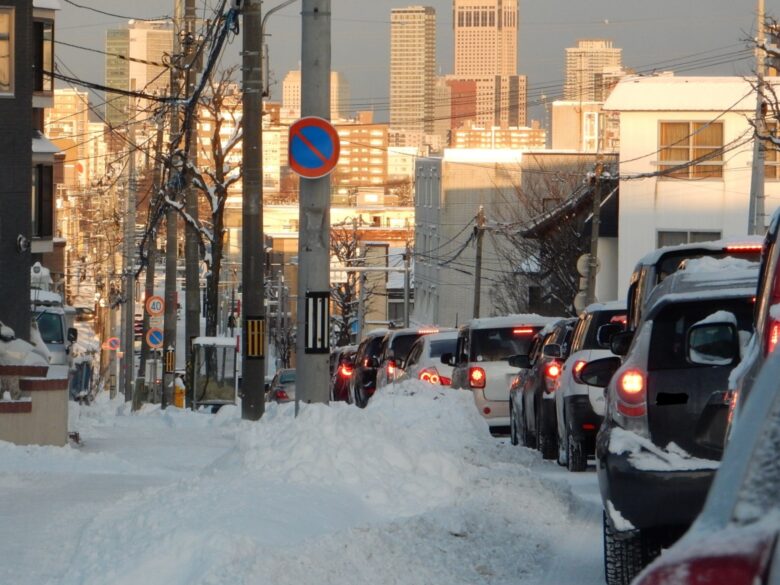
[295,0,332,410]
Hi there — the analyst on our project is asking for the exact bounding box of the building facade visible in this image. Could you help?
[564,39,622,102]
[389,6,436,143]
[281,70,350,122]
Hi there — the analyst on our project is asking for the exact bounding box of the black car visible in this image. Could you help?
[349,329,388,408]
[581,261,759,585]
[509,317,575,459]
[329,344,357,402]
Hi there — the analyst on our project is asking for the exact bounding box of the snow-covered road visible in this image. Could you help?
[0,381,605,585]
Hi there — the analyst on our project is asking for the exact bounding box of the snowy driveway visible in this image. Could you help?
[0,381,604,585]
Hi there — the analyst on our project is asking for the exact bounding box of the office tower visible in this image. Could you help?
[451,0,525,129]
[389,6,436,141]
[564,39,622,101]
[281,70,350,121]
[105,20,173,130]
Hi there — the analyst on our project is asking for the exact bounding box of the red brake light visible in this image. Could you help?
[387,359,396,377]
[469,366,486,389]
[544,361,562,393]
[418,367,441,385]
[417,327,439,334]
[440,374,451,385]
[338,364,353,378]
[725,244,763,253]
[610,314,627,325]
[513,327,534,335]
[617,369,646,417]
[274,389,289,401]
[572,359,587,384]
[767,320,780,354]
[545,363,561,379]
[765,266,780,355]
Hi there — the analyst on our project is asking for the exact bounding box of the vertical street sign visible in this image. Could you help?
[304,291,330,353]
[245,316,266,359]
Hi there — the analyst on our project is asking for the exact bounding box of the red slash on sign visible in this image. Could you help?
[288,117,341,179]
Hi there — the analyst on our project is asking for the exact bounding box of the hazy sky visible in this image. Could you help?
[55,0,775,123]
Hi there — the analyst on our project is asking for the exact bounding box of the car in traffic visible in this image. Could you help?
[728,207,780,430]
[632,350,780,585]
[443,314,557,434]
[509,317,575,459]
[625,237,762,335]
[555,301,626,471]
[581,259,759,585]
[266,368,296,403]
[349,329,388,408]
[329,344,357,402]
[398,329,458,386]
[374,327,442,390]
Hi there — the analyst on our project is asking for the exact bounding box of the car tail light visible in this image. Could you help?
[544,362,561,393]
[274,388,289,401]
[572,359,587,384]
[386,359,397,379]
[469,366,486,389]
[765,266,780,355]
[616,369,646,417]
[418,367,441,385]
[513,327,535,335]
[440,374,451,385]
[725,243,764,253]
[338,364,353,378]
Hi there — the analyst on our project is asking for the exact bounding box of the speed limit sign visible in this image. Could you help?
[145,295,165,316]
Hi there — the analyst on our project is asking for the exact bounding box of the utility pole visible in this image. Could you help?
[183,0,200,391]
[295,0,332,407]
[162,0,185,409]
[749,0,767,235]
[121,122,137,403]
[585,159,604,306]
[472,206,485,319]
[403,242,411,327]
[241,0,266,421]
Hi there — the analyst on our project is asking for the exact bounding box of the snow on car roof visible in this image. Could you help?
[583,299,626,313]
[633,236,764,267]
[467,314,558,330]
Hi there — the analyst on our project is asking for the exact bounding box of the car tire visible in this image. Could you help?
[557,419,568,467]
[509,402,519,446]
[567,432,587,472]
[521,400,536,448]
[603,512,659,585]
[536,403,557,460]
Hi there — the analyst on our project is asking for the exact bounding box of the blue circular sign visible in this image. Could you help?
[288,117,341,179]
[146,327,164,349]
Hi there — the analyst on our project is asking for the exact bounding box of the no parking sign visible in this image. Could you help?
[288,117,340,179]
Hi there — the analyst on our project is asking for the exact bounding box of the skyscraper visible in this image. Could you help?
[389,6,436,143]
[451,0,525,129]
[104,20,173,130]
[564,40,622,102]
[281,70,350,121]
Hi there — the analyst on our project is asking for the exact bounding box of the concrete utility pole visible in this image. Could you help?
[403,242,411,328]
[183,0,200,397]
[162,0,185,409]
[121,123,137,403]
[585,159,604,306]
[295,0,332,407]
[472,206,485,319]
[241,0,266,421]
[748,0,767,235]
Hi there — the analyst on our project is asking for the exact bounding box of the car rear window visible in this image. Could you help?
[655,250,762,285]
[363,336,385,359]
[429,338,456,358]
[648,298,754,371]
[470,327,538,361]
[582,310,626,351]
[390,334,421,360]
[279,371,295,384]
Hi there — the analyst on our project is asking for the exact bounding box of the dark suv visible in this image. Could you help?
[581,260,759,585]
[509,317,575,459]
[349,329,388,408]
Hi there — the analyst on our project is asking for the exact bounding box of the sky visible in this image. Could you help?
[54,0,775,123]
[0,378,607,585]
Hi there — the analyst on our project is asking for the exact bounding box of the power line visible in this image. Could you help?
[61,0,171,22]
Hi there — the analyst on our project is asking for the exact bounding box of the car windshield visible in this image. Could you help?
[36,312,64,344]
[470,327,538,361]
[429,338,456,358]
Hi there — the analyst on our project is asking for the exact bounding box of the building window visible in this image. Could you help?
[0,8,13,95]
[33,19,54,93]
[764,121,780,180]
[32,164,54,238]
[657,230,721,248]
[659,121,724,179]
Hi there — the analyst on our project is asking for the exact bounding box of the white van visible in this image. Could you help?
[443,314,557,433]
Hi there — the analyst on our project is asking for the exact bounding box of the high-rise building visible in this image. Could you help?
[451,0,526,129]
[281,70,350,121]
[564,39,622,102]
[104,20,173,130]
[44,89,93,188]
[389,6,436,142]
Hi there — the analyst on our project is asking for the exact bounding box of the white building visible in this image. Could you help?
[281,70,350,122]
[604,76,780,290]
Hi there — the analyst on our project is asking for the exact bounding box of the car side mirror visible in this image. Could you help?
[542,343,562,358]
[610,331,634,356]
[67,327,78,343]
[508,354,531,369]
[597,323,623,348]
[440,352,454,366]
[579,357,622,388]
[686,322,739,366]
